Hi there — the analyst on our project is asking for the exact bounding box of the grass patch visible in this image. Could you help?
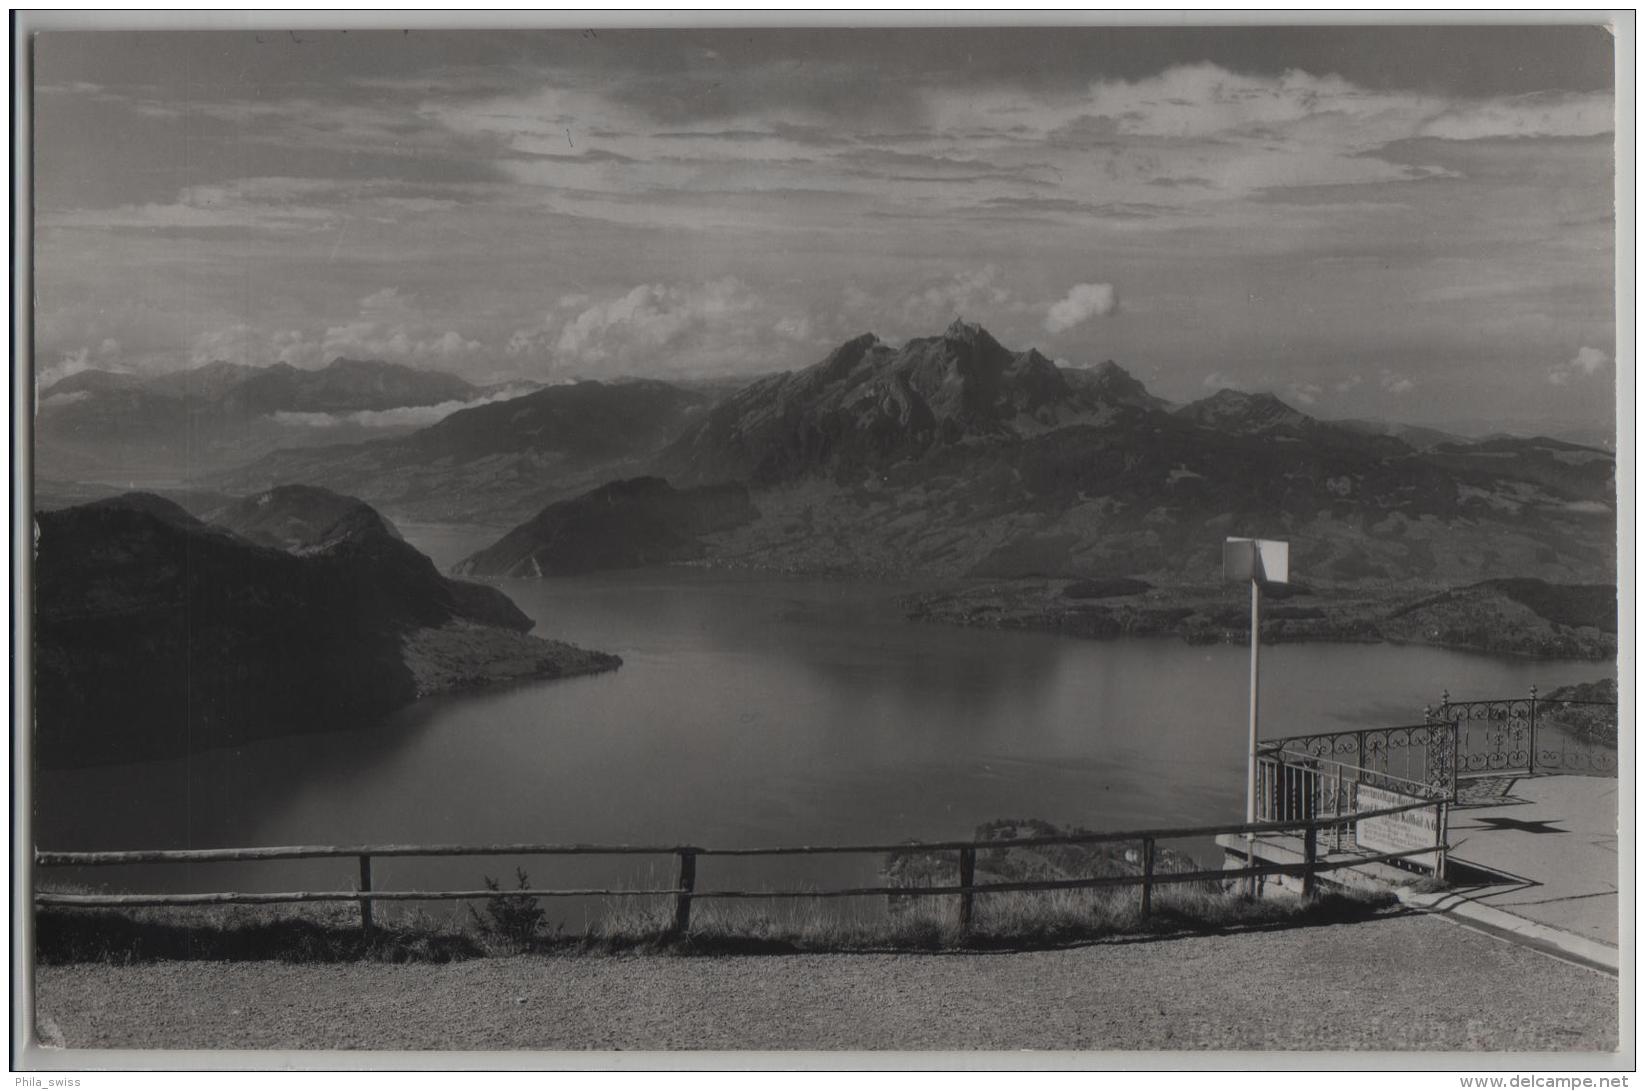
[35,821,1401,964]
[36,901,485,965]
[36,884,1398,964]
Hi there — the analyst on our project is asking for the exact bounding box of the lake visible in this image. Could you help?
[33,524,1609,922]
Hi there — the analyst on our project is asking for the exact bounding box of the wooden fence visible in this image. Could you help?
[35,800,1447,935]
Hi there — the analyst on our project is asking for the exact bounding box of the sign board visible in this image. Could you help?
[1223,538,1289,584]
[1355,785,1440,873]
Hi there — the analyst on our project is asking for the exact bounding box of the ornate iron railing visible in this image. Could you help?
[1253,752,1447,868]
[1258,722,1458,802]
[1430,688,1618,779]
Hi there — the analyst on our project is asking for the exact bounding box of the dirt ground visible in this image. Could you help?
[32,911,1618,1054]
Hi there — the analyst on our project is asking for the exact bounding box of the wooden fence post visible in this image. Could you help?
[957,846,975,932]
[1301,824,1317,901]
[1139,838,1155,918]
[358,854,373,935]
[672,850,696,935]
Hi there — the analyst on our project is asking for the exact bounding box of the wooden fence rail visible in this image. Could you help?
[35,800,1447,935]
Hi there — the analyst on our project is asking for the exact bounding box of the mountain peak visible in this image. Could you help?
[1176,388,1314,434]
[664,321,1144,485]
[941,318,1005,353]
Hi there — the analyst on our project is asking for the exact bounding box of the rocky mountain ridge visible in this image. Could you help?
[34,488,618,767]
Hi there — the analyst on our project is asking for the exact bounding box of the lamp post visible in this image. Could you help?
[1224,537,1289,895]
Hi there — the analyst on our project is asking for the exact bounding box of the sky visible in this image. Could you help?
[31,24,1619,427]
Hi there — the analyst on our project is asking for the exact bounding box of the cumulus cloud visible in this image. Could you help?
[504,277,825,374]
[190,290,486,371]
[190,324,321,368]
[1548,345,1612,385]
[321,288,484,365]
[899,265,1018,332]
[1044,283,1118,333]
[553,278,761,365]
[1380,370,1416,395]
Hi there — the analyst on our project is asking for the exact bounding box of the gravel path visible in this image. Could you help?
[34,913,1617,1053]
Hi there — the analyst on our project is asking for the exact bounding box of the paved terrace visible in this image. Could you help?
[1438,774,1619,949]
[1217,772,1619,970]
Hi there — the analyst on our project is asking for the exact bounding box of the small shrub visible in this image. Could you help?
[468,868,546,947]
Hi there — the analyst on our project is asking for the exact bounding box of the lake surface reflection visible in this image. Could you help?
[34,525,1607,919]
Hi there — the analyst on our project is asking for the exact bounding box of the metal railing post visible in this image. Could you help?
[1333,763,1344,853]
[958,846,976,932]
[358,854,373,935]
[1449,718,1460,803]
[1433,802,1448,881]
[1528,685,1539,775]
[672,850,696,935]
[1139,838,1155,918]
[1301,823,1317,901]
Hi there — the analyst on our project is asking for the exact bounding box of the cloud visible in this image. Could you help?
[188,290,486,370]
[1286,381,1323,406]
[501,277,823,375]
[190,324,321,368]
[897,265,1025,334]
[270,384,540,430]
[1548,345,1612,385]
[320,289,484,366]
[1573,346,1610,373]
[1202,371,1246,391]
[30,42,1619,415]
[38,338,123,388]
[438,60,1614,233]
[1418,92,1615,142]
[553,278,761,365]
[1044,283,1118,333]
[1380,370,1416,395]
[773,314,815,342]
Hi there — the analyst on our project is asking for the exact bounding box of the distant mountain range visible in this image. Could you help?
[627,321,1613,584]
[35,357,524,484]
[34,486,618,767]
[213,379,717,525]
[43,321,1617,590]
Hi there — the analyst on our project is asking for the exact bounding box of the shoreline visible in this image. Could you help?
[899,577,1617,662]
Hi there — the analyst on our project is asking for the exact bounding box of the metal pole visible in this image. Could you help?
[1245,576,1262,895]
[1528,684,1538,775]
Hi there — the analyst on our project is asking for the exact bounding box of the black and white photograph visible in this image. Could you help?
[13,11,1630,1069]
